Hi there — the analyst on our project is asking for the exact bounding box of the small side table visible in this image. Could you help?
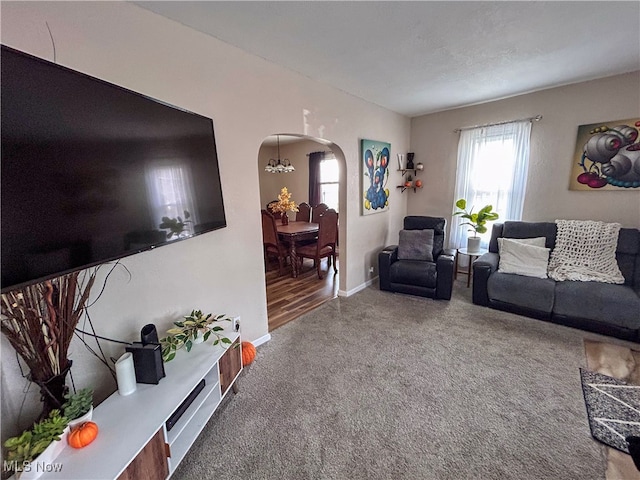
[455,248,488,288]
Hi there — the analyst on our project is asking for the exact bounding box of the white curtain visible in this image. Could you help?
[450,120,532,250]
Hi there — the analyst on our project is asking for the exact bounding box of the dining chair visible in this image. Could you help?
[311,203,329,224]
[296,202,311,222]
[266,200,281,219]
[296,209,338,279]
[261,209,288,275]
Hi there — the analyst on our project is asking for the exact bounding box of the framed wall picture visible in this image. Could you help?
[361,139,391,215]
[570,118,640,191]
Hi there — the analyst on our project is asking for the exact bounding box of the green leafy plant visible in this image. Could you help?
[160,309,232,362]
[4,409,68,466]
[62,387,93,421]
[159,210,192,239]
[453,198,499,237]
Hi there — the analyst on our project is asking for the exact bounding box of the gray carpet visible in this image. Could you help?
[175,281,606,479]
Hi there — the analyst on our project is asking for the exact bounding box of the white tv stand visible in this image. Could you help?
[39,330,242,480]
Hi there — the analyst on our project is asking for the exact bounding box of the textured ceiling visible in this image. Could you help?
[135,1,640,117]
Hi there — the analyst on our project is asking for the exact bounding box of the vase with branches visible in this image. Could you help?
[1,270,97,418]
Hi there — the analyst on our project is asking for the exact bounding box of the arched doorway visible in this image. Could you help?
[258,134,347,330]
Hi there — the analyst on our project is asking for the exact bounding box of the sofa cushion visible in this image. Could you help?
[502,221,557,250]
[497,238,550,278]
[487,272,556,314]
[389,259,437,288]
[398,229,434,261]
[618,228,640,255]
[617,228,639,285]
[554,281,640,330]
[488,223,504,253]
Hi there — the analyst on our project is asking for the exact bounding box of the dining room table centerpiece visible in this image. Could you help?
[272,187,299,225]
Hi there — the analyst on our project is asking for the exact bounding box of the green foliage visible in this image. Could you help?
[453,198,499,237]
[62,387,93,420]
[4,409,68,465]
[160,309,232,362]
[159,210,192,239]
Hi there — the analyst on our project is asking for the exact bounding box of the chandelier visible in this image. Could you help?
[265,135,295,173]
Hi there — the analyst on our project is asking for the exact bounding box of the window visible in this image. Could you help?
[319,156,339,211]
[450,121,532,249]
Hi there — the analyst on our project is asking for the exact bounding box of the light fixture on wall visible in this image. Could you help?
[265,135,295,173]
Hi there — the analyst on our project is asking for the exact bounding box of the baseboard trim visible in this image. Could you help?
[252,333,271,347]
[338,276,378,297]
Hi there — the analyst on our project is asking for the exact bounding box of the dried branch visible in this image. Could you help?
[1,270,97,388]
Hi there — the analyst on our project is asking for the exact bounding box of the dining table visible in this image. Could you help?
[276,221,319,277]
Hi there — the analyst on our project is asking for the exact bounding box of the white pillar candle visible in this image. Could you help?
[115,352,137,396]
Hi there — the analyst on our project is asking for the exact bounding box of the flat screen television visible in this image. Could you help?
[1,45,227,292]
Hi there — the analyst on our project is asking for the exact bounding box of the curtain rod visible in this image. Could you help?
[453,115,542,133]
[306,150,333,156]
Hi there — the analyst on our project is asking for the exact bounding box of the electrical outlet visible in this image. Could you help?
[232,316,240,332]
[369,266,374,274]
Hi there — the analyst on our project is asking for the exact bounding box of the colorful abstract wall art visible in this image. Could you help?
[361,139,390,215]
[570,118,640,191]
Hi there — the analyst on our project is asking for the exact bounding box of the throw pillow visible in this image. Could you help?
[498,237,550,278]
[498,236,546,248]
[398,229,434,262]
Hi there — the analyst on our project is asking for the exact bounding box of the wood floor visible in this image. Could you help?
[265,256,339,331]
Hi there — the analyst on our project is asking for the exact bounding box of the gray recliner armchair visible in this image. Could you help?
[378,216,456,300]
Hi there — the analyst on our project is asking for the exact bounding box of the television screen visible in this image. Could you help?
[1,45,227,291]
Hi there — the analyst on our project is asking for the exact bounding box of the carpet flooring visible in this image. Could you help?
[174,281,619,479]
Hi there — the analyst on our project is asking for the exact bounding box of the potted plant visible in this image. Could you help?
[160,309,233,362]
[270,187,299,225]
[62,387,94,428]
[3,409,69,479]
[453,198,499,253]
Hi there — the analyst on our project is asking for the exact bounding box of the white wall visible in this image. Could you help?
[0,2,410,440]
[409,72,640,244]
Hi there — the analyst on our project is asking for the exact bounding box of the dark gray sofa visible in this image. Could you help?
[473,221,640,342]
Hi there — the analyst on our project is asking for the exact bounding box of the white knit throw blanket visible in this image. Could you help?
[547,220,624,283]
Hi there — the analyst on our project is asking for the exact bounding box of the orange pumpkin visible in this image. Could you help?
[241,341,256,366]
[68,421,98,449]
[415,179,423,188]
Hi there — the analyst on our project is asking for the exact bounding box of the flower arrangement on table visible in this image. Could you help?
[271,187,299,224]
